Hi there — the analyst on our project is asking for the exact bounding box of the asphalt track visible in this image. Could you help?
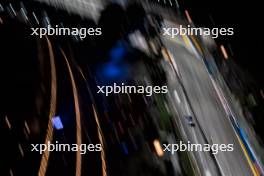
[162,34,255,176]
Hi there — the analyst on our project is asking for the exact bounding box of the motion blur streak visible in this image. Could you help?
[18,143,24,157]
[60,48,82,176]
[38,37,57,176]
[235,132,260,176]
[77,66,107,176]
[153,139,164,157]
[220,45,228,59]
[5,115,11,129]
[163,47,179,76]
[92,105,107,176]
[184,10,193,23]
[189,35,203,55]
[209,75,261,176]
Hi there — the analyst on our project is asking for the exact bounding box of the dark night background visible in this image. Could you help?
[1,1,264,175]
[181,0,263,88]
